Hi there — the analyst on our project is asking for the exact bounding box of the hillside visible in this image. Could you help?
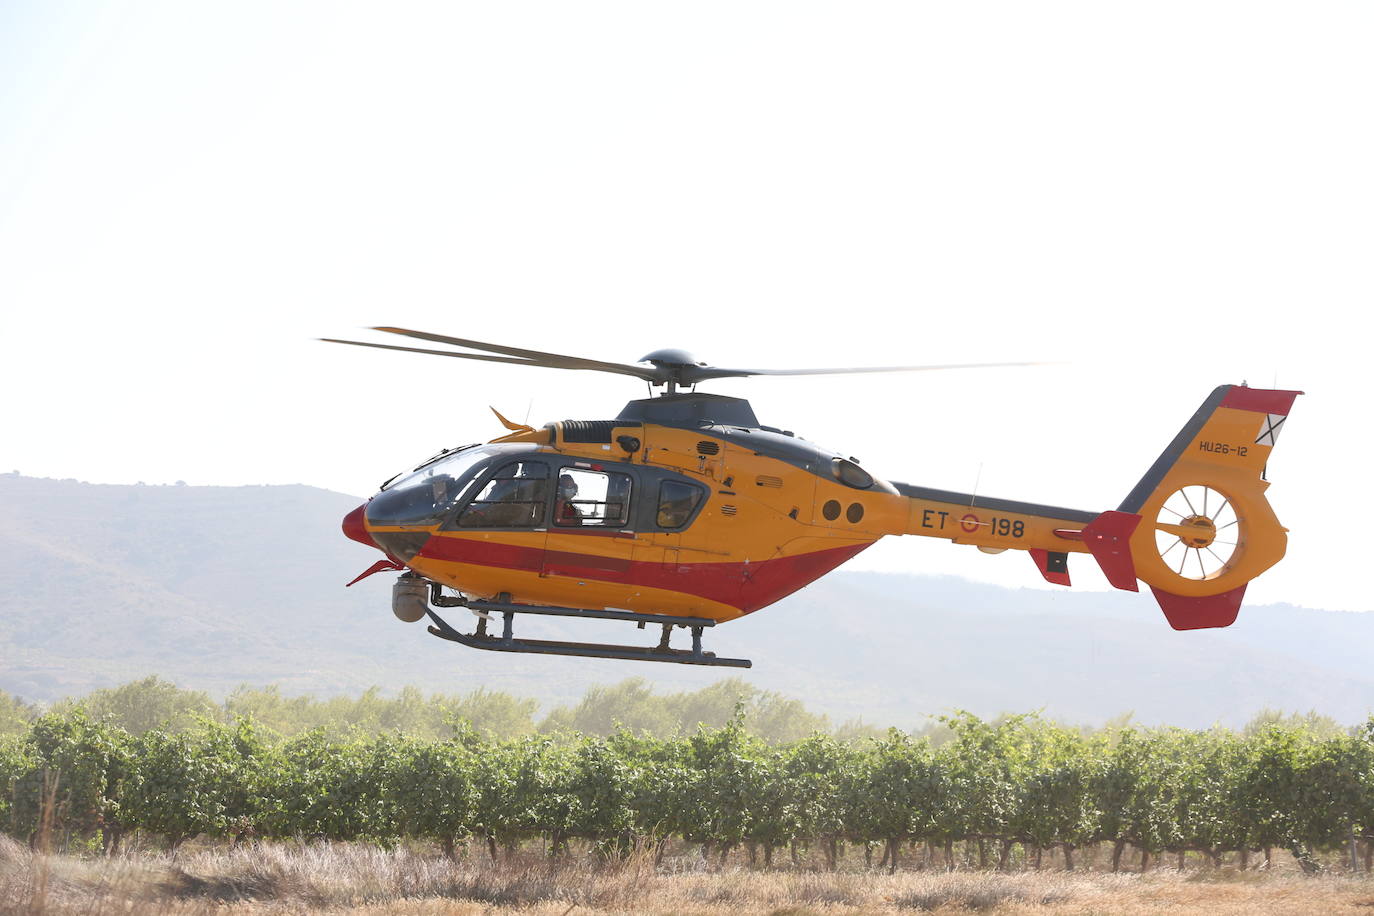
[2,474,1371,728]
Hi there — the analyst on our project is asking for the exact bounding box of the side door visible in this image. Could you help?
[540,463,638,583]
[632,476,714,575]
[444,458,553,576]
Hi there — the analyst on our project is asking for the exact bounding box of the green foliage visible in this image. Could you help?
[608,728,690,841]
[271,729,394,841]
[843,729,930,843]
[0,734,35,830]
[777,733,854,844]
[1011,723,1102,851]
[1243,708,1346,739]
[0,691,39,738]
[940,712,1029,844]
[447,688,541,739]
[10,708,134,846]
[221,684,538,741]
[832,717,887,741]
[128,724,229,846]
[538,677,828,741]
[14,676,841,744]
[383,727,480,851]
[539,678,677,736]
[564,736,640,844]
[683,713,767,847]
[1092,727,1152,848]
[471,734,574,849]
[51,676,217,736]
[117,717,278,848]
[4,683,1373,868]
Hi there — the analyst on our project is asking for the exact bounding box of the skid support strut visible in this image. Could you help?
[419,584,751,668]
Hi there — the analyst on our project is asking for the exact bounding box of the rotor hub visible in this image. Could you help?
[1178,514,1217,548]
[1152,485,1240,581]
[638,348,706,369]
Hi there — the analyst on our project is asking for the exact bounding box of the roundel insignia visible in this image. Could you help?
[960,513,980,533]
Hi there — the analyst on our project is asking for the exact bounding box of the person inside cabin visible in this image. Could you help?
[555,473,583,525]
[456,461,549,528]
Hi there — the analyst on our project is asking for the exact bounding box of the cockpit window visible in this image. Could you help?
[657,480,705,529]
[379,444,480,492]
[454,461,550,528]
[554,468,632,528]
[366,448,491,527]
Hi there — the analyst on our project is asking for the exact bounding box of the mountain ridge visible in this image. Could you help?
[2,474,1369,729]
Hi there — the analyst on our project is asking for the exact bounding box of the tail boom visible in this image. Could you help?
[892,483,1102,586]
[888,384,1300,630]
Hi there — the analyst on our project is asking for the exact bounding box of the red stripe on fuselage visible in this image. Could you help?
[421,537,543,571]
[416,535,871,613]
[732,542,872,613]
[544,548,632,574]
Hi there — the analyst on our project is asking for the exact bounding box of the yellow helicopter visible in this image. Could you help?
[327,327,1300,668]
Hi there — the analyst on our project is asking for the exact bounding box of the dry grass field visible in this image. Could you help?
[5,836,1374,915]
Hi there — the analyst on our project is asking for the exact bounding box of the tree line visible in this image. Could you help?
[3,704,1372,873]
[0,676,842,744]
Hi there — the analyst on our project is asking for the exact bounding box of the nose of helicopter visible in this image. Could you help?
[342,503,377,549]
[344,500,433,563]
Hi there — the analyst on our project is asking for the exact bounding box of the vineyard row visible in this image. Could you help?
[3,709,1372,872]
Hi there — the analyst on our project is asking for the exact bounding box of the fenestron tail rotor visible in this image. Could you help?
[1152,484,1240,580]
[320,327,1043,394]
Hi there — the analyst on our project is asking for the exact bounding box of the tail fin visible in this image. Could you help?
[1095,385,1301,629]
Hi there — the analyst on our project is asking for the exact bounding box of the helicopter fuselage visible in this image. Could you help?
[352,393,1103,623]
[331,327,1300,661]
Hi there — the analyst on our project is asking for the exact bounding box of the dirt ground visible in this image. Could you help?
[4,837,1374,914]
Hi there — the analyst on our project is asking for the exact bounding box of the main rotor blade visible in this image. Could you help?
[322,336,659,381]
[687,360,1046,381]
[372,327,659,381]
[321,338,654,379]
[327,327,1048,388]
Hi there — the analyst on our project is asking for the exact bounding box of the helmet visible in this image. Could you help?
[558,474,578,498]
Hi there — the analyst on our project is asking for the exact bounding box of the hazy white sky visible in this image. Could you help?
[2,2,1370,610]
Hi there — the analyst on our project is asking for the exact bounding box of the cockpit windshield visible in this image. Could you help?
[365,447,494,527]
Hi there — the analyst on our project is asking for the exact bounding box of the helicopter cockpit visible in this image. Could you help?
[364,445,490,529]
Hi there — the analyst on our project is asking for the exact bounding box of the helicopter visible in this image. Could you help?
[327,327,1301,669]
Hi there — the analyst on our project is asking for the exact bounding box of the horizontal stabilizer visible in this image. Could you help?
[1082,511,1141,592]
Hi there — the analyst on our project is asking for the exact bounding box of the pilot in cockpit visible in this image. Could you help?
[555,474,583,525]
[455,460,549,528]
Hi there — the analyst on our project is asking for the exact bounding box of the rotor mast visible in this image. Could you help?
[639,348,707,397]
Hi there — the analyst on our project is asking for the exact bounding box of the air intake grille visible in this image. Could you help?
[560,420,640,443]
[696,440,721,455]
[755,475,783,488]
[720,505,738,516]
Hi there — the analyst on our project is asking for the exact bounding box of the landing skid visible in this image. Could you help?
[420,587,752,668]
